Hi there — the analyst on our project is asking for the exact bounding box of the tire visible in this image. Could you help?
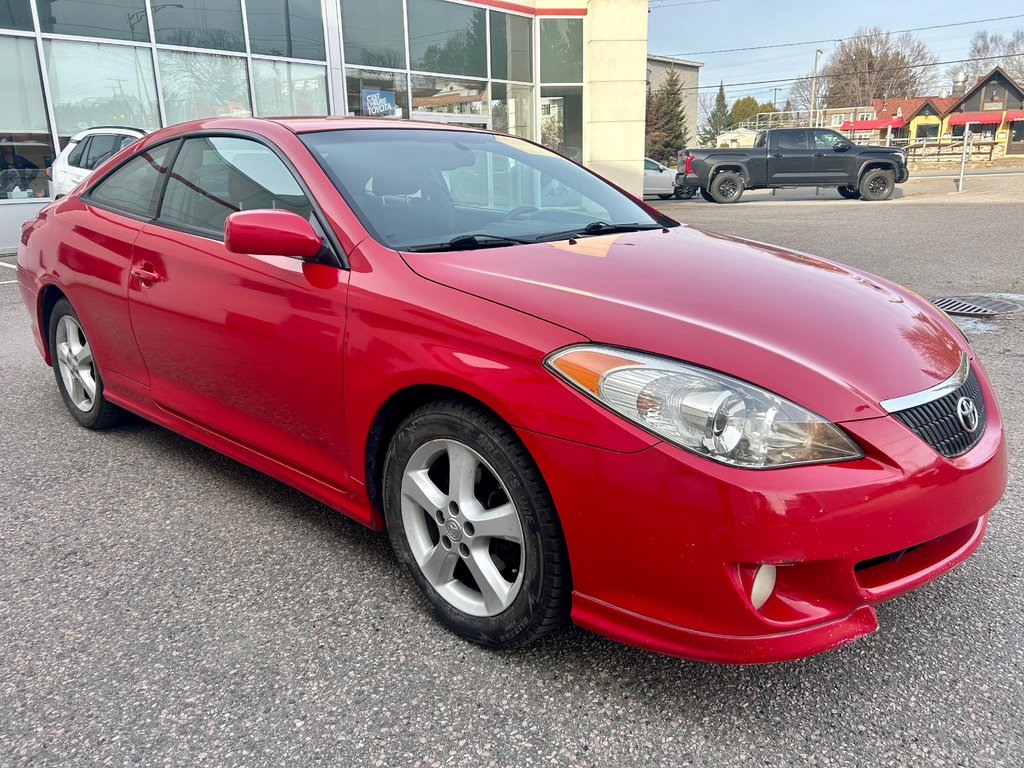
[657,193,673,200]
[699,187,715,203]
[383,400,570,649]
[47,298,126,429]
[673,186,697,200]
[709,171,744,203]
[858,169,895,201]
[837,185,861,200]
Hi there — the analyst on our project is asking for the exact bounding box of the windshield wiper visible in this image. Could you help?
[534,221,664,242]
[404,233,535,252]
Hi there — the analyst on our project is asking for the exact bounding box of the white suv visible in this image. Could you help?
[48,127,147,199]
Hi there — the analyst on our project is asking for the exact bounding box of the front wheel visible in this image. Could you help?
[859,169,895,201]
[837,185,861,200]
[383,400,571,649]
[699,187,715,203]
[673,186,697,200]
[47,298,126,429]
[709,171,744,203]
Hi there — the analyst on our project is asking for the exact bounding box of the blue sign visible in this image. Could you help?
[362,89,396,117]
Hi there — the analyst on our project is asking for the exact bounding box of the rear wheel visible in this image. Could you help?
[709,171,744,203]
[657,193,673,200]
[674,186,697,200]
[837,185,861,199]
[383,400,570,649]
[47,298,126,429]
[858,169,895,201]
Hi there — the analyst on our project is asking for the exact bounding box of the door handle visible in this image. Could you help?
[772,153,783,157]
[130,264,163,285]
[815,152,826,157]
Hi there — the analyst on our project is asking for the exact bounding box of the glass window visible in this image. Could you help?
[301,128,660,251]
[490,11,531,83]
[411,75,487,117]
[153,0,245,52]
[540,18,582,83]
[407,0,486,78]
[160,136,311,236]
[490,82,532,139]
[87,142,175,218]
[1,36,53,200]
[37,0,149,42]
[340,0,405,69]
[777,130,809,150]
[915,123,938,140]
[812,130,844,150]
[246,0,325,61]
[44,40,159,145]
[345,67,408,118]
[158,49,252,123]
[1,0,34,31]
[83,134,138,170]
[67,139,88,168]
[540,86,582,161]
[254,60,328,117]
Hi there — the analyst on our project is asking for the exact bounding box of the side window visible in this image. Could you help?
[67,138,89,168]
[812,130,843,150]
[87,142,176,219]
[84,134,122,170]
[118,135,140,152]
[643,159,659,171]
[776,130,809,150]
[159,136,312,237]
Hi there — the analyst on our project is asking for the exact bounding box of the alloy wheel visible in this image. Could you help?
[400,438,525,617]
[54,315,97,412]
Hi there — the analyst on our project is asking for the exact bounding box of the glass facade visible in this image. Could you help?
[0,0,587,209]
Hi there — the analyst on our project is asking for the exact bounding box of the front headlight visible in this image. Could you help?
[545,345,863,469]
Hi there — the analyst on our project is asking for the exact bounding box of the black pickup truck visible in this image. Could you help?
[676,127,909,203]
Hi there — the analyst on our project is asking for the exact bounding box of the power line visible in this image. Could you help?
[692,51,1024,92]
[648,0,722,9]
[665,14,1024,56]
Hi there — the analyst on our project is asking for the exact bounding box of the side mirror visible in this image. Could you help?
[834,141,853,152]
[224,209,323,259]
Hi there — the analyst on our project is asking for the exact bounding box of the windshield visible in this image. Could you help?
[300,128,670,251]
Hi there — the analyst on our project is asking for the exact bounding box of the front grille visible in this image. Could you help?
[892,369,985,457]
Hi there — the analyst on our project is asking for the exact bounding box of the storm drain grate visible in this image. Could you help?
[931,296,1023,317]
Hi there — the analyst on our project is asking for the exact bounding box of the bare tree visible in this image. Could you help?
[819,27,938,106]
[787,74,829,112]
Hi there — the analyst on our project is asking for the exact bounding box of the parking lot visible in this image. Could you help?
[2,176,1022,766]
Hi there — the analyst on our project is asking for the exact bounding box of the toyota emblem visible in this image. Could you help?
[956,397,979,434]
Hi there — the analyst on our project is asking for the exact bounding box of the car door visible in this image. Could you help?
[766,130,817,185]
[54,137,92,196]
[127,134,353,486]
[643,158,673,196]
[811,129,853,185]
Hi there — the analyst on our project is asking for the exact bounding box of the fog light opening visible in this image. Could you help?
[750,564,777,610]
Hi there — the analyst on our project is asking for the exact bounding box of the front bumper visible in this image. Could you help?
[516,363,1006,664]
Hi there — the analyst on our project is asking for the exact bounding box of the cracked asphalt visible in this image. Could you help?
[1,174,1022,766]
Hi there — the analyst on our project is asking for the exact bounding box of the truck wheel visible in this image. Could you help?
[859,169,895,201]
[709,172,743,203]
[657,194,673,200]
[699,188,715,202]
[837,185,861,200]
[673,186,697,200]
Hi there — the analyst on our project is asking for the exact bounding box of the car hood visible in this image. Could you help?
[401,226,965,422]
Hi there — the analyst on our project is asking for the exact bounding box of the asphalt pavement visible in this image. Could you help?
[1,176,1023,766]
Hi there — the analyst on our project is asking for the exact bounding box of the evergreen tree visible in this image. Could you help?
[699,82,730,147]
[645,70,690,165]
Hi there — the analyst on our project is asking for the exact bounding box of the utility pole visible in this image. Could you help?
[809,49,823,128]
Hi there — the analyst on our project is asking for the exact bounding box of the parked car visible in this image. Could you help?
[16,118,1005,664]
[643,157,695,199]
[48,126,147,199]
[677,127,910,203]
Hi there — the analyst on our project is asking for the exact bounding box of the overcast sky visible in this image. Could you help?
[646,0,1024,107]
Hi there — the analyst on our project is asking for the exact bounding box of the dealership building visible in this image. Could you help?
[0,0,649,250]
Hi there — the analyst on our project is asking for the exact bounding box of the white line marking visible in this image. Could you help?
[0,261,17,269]
[0,279,18,285]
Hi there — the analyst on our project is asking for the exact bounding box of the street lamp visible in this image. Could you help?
[809,49,823,128]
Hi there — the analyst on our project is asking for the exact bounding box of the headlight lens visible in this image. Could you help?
[546,345,863,469]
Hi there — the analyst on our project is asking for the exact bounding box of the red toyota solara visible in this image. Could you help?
[16,118,1006,663]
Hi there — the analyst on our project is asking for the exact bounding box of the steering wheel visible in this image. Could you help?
[502,205,539,221]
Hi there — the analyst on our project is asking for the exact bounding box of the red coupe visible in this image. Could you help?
[16,118,1007,663]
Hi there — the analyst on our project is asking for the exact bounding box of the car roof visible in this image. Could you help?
[69,126,149,142]
[139,116,489,140]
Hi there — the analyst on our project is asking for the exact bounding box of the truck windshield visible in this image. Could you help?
[300,128,671,252]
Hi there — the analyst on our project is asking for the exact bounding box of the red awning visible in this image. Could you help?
[1004,109,1024,122]
[840,118,903,130]
[947,111,1003,126]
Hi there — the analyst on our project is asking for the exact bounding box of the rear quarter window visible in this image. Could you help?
[86,142,176,219]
